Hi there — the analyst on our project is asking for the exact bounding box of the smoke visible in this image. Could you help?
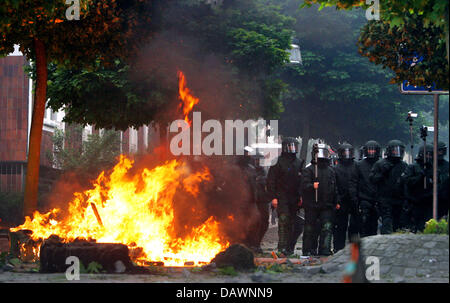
[39,1,265,249]
[133,152,260,246]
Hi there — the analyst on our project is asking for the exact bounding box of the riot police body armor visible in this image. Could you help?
[349,140,381,237]
[267,137,304,255]
[333,143,359,252]
[301,144,338,256]
[369,140,408,234]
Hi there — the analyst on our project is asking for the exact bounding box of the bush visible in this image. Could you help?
[0,192,24,226]
[423,218,449,235]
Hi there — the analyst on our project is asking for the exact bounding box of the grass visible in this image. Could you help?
[218,266,238,276]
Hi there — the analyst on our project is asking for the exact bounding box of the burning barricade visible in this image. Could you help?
[9,155,232,271]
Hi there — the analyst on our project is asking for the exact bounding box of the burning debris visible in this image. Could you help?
[39,235,134,273]
[211,243,256,271]
[10,155,230,267]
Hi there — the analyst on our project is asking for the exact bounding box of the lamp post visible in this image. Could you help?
[405,111,418,164]
[288,43,302,65]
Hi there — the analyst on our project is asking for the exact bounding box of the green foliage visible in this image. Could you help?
[302,0,449,30]
[278,1,432,146]
[8,257,21,266]
[79,261,104,274]
[423,218,448,234]
[44,0,295,128]
[0,0,157,67]
[0,252,8,267]
[46,125,121,180]
[86,261,103,274]
[46,60,177,130]
[218,265,238,276]
[264,263,288,273]
[302,1,449,91]
[358,15,449,90]
[0,192,24,226]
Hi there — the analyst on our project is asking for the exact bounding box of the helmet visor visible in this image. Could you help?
[339,148,353,159]
[389,146,404,158]
[365,147,379,158]
[284,142,298,154]
[317,148,330,159]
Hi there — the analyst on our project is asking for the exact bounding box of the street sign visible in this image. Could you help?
[400,80,449,95]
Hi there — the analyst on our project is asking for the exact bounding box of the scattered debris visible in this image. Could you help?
[211,244,255,271]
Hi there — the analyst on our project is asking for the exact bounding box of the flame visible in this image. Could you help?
[11,155,229,266]
[178,70,199,125]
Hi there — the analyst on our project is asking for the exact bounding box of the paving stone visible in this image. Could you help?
[250,272,275,282]
[393,275,406,283]
[404,267,416,277]
[429,249,441,256]
[413,248,428,255]
[303,266,321,275]
[320,263,339,274]
[391,266,405,276]
[384,250,398,258]
[423,241,437,249]
[416,268,431,276]
[380,265,391,275]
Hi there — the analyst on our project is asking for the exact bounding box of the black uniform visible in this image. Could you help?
[244,161,271,253]
[349,158,380,237]
[267,152,304,255]
[438,159,449,219]
[437,142,449,219]
[369,141,408,234]
[349,140,381,237]
[302,159,338,256]
[333,159,359,252]
[403,159,433,232]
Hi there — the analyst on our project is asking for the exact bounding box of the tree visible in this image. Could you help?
[301,0,449,87]
[0,0,158,216]
[277,1,432,159]
[46,60,177,131]
[46,125,121,181]
[45,0,295,136]
[358,14,448,90]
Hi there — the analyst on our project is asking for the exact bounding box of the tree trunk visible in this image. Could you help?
[445,9,449,66]
[300,113,310,162]
[23,39,47,217]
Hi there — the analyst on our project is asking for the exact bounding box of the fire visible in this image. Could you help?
[11,155,229,266]
[178,70,199,125]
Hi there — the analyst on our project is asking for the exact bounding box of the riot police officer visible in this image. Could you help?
[302,143,338,256]
[403,144,434,232]
[239,147,271,253]
[267,137,304,256]
[349,140,381,237]
[437,141,449,219]
[333,143,359,252]
[369,140,408,234]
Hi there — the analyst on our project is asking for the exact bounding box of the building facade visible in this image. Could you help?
[0,47,160,193]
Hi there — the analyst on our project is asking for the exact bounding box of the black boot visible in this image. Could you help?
[318,222,334,256]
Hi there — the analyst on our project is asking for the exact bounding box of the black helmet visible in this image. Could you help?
[438,141,447,161]
[417,143,433,162]
[363,140,381,159]
[386,140,405,159]
[337,143,354,160]
[312,143,330,162]
[281,137,299,154]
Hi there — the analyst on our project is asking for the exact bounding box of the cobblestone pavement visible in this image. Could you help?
[0,227,448,283]
[324,234,449,283]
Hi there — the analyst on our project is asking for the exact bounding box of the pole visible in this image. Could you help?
[424,135,427,189]
[433,94,439,219]
[409,121,413,164]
